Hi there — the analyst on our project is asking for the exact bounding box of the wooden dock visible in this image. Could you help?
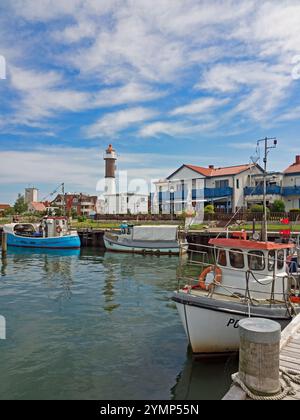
[224,314,300,401]
[279,314,300,400]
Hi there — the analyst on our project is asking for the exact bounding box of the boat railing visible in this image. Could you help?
[177,242,300,310]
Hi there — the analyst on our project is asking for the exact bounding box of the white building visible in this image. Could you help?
[283,156,300,211]
[244,156,300,211]
[102,144,148,215]
[25,187,38,204]
[152,163,263,214]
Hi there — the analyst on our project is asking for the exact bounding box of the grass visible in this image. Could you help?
[230,223,300,232]
[70,219,185,230]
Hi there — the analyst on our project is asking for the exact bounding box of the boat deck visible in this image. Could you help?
[182,287,288,307]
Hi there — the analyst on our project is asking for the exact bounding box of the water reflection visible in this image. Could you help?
[171,349,238,400]
[0,247,236,399]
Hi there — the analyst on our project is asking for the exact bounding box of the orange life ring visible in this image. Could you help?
[198,265,222,291]
[56,226,62,234]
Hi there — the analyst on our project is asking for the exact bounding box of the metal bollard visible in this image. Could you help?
[238,318,281,396]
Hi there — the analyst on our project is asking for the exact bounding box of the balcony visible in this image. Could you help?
[244,186,282,196]
[204,187,233,199]
[282,186,300,196]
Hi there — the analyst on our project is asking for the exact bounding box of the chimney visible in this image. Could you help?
[296,155,300,165]
[209,165,215,169]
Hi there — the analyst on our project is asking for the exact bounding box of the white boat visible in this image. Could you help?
[173,236,300,355]
[104,224,188,255]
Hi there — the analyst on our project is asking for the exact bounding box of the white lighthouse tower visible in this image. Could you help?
[104,144,117,195]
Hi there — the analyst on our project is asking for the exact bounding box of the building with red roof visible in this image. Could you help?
[153,162,264,214]
[28,202,47,213]
[282,156,300,211]
[0,204,11,216]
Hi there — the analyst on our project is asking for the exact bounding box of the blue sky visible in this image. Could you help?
[1,0,300,204]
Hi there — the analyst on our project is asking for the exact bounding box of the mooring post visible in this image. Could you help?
[1,232,7,257]
[238,318,281,396]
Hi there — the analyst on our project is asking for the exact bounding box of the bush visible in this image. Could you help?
[271,200,285,213]
[204,205,215,215]
[250,204,270,214]
[289,209,300,213]
[78,216,87,223]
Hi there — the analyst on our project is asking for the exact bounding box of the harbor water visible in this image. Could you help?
[0,248,237,400]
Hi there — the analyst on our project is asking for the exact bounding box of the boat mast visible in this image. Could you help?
[257,137,277,242]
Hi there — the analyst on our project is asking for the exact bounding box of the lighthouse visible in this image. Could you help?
[104,144,117,195]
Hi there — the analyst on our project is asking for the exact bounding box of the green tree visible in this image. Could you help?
[250,204,270,215]
[3,207,14,216]
[271,200,285,213]
[204,204,215,214]
[14,194,28,214]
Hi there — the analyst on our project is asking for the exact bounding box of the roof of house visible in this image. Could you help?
[284,157,300,174]
[30,202,46,212]
[0,204,11,210]
[170,163,256,179]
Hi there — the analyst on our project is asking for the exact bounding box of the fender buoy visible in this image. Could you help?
[197,265,222,291]
[56,226,62,234]
[290,296,300,304]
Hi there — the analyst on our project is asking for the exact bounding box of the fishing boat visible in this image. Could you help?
[173,236,300,355]
[3,217,81,249]
[104,224,188,255]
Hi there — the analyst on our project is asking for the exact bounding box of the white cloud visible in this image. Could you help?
[2,0,300,137]
[170,97,229,116]
[93,83,166,107]
[140,120,217,138]
[85,107,157,138]
[8,66,90,124]
[197,61,292,122]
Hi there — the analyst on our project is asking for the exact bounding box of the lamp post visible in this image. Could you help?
[257,137,278,242]
[169,185,175,221]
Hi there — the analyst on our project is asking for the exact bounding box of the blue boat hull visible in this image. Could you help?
[7,233,81,249]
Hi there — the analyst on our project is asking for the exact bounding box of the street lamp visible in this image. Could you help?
[257,137,278,242]
[169,185,175,221]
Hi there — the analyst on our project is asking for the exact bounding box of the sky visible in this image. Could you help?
[0,0,300,204]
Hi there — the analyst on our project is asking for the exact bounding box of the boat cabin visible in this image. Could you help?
[208,238,295,300]
[116,224,180,242]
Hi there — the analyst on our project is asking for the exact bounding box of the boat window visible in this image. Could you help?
[248,251,265,271]
[229,249,245,269]
[217,250,227,267]
[268,251,276,272]
[277,250,285,270]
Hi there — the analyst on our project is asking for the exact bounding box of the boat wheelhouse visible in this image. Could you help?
[104,224,188,255]
[3,217,80,249]
[173,237,300,355]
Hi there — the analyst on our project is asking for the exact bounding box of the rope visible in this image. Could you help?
[232,367,300,400]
